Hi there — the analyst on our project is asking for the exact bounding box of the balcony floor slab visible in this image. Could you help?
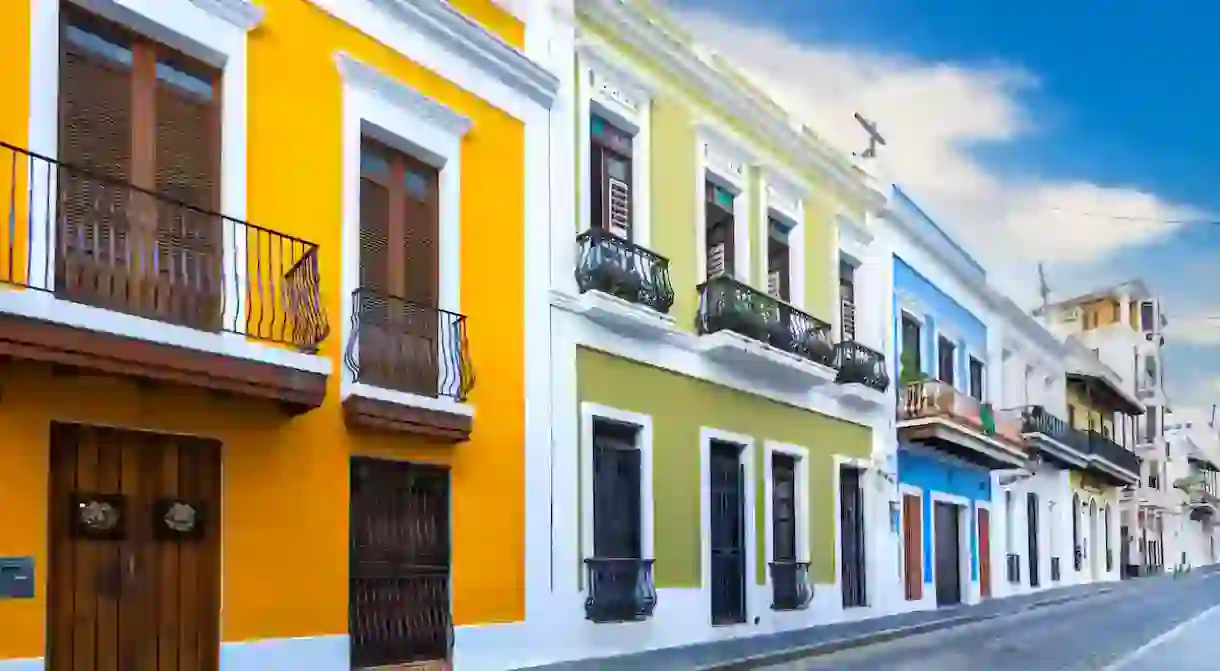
[897,417,1028,470]
[694,330,837,391]
[550,288,678,341]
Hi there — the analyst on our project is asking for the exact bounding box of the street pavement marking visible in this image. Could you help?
[1099,601,1220,671]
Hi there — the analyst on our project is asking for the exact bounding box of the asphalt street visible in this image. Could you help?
[762,571,1220,671]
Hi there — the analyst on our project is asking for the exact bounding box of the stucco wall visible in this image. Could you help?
[898,448,991,581]
[576,347,872,586]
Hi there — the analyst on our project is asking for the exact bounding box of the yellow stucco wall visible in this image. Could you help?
[0,0,527,659]
[1066,385,1114,436]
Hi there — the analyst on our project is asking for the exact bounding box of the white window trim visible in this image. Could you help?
[576,46,653,248]
[336,52,472,415]
[20,0,327,374]
[580,403,656,569]
[927,490,976,603]
[694,121,753,285]
[833,454,872,607]
[758,166,807,310]
[763,441,811,573]
[899,483,924,594]
[699,427,758,628]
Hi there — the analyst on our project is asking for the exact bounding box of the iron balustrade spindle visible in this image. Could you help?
[0,141,327,350]
[583,558,657,623]
[574,228,675,313]
[769,561,814,611]
[834,341,890,392]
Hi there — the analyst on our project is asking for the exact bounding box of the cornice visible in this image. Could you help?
[575,38,658,100]
[190,0,264,30]
[366,0,559,109]
[579,0,884,211]
[336,52,474,137]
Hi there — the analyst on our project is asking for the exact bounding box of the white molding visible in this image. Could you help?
[577,0,885,210]
[550,288,679,340]
[337,55,465,401]
[307,0,558,120]
[928,490,977,605]
[699,427,758,627]
[579,403,656,564]
[189,0,264,29]
[335,52,474,138]
[763,442,812,571]
[759,174,806,310]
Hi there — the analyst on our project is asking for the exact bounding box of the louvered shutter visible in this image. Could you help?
[705,183,734,280]
[154,66,221,329]
[57,32,133,307]
[603,153,631,239]
[358,174,394,389]
[398,155,440,397]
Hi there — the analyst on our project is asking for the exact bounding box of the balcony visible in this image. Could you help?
[1015,405,1090,468]
[1084,430,1141,486]
[834,341,890,409]
[896,380,1028,469]
[695,275,837,389]
[555,228,677,340]
[583,558,657,623]
[769,561,814,611]
[342,289,474,441]
[0,142,328,410]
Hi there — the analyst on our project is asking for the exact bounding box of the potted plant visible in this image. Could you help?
[720,288,767,340]
[764,305,794,351]
[589,239,643,302]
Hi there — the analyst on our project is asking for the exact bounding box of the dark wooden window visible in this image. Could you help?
[590,115,633,239]
[766,219,792,301]
[1146,405,1159,441]
[1140,301,1155,332]
[357,138,441,395]
[900,314,921,372]
[592,420,642,559]
[58,7,222,327]
[705,181,735,279]
[937,336,956,385]
[839,259,856,342]
[968,357,984,401]
[772,454,798,563]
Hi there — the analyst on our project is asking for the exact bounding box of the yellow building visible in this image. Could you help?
[0,0,555,669]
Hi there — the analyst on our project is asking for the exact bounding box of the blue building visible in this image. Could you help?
[887,188,1030,608]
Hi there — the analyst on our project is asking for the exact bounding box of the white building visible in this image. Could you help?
[1164,409,1220,571]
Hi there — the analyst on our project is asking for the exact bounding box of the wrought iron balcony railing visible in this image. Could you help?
[574,228,674,314]
[583,557,657,623]
[834,341,890,392]
[1006,553,1021,584]
[697,275,836,367]
[1086,430,1141,477]
[769,561,814,611]
[1017,405,1090,451]
[898,381,1027,448]
[344,289,474,401]
[1050,557,1061,581]
[0,141,327,350]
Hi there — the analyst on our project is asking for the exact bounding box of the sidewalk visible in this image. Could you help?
[519,576,1175,671]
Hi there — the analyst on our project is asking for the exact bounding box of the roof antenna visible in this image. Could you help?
[1037,263,1051,314]
[854,112,886,159]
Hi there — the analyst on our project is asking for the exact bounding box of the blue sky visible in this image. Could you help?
[664,0,1220,411]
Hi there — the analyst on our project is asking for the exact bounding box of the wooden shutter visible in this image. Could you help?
[767,219,790,301]
[590,116,632,239]
[903,494,922,600]
[591,421,642,559]
[705,182,735,280]
[57,19,134,307]
[772,454,797,563]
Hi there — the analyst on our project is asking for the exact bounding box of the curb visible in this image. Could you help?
[692,588,1114,671]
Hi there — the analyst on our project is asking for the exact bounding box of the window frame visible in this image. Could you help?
[695,121,753,285]
[936,334,957,386]
[580,403,655,571]
[899,309,924,378]
[968,355,985,402]
[577,50,652,248]
[763,441,811,571]
[338,53,471,407]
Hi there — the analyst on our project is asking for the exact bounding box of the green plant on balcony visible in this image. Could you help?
[588,245,643,302]
[979,402,997,436]
[898,350,927,386]
[722,289,768,340]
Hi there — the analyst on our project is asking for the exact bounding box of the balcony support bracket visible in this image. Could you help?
[342,394,473,443]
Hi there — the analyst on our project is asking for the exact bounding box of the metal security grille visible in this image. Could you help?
[840,466,867,608]
[349,458,451,668]
[709,441,746,625]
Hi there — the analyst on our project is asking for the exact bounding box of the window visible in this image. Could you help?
[59,7,222,326]
[1004,490,1015,553]
[1068,404,1078,429]
[771,454,798,563]
[968,357,985,401]
[1146,405,1159,441]
[766,219,792,301]
[937,336,956,385]
[591,419,643,559]
[358,138,441,396]
[1147,460,1160,489]
[900,314,921,375]
[1140,301,1155,332]
[839,259,856,342]
[590,115,633,239]
[705,181,736,279]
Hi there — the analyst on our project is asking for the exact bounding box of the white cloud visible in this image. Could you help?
[671,8,1198,307]
[1165,312,1220,346]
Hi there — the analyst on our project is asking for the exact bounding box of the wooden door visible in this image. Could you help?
[47,423,221,671]
[902,494,923,601]
[358,139,441,397]
[708,442,746,625]
[934,501,961,606]
[978,508,991,599]
[349,458,452,668]
[839,466,867,608]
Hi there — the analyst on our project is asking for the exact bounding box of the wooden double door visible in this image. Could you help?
[47,423,222,671]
